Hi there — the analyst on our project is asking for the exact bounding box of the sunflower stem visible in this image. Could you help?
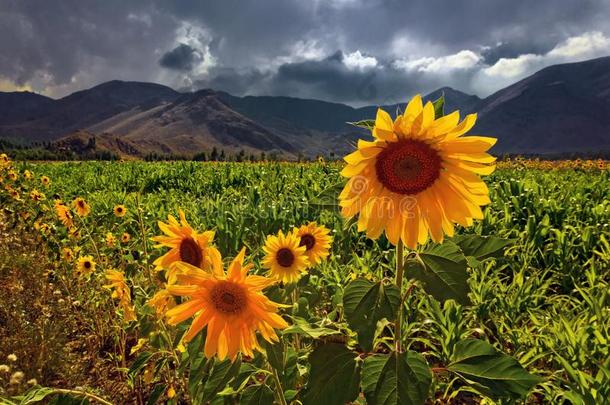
[394,239,404,353]
[292,288,301,349]
[271,366,288,405]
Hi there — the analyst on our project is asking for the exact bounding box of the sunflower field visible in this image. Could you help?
[1,97,609,404]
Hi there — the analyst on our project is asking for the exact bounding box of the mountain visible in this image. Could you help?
[1,57,609,156]
[0,81,180,142]
[473,56,610,154]
[89,89,296,156]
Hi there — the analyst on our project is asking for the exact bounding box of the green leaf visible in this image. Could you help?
[146,384,166,405]
[448,339,543,399]
[240,384,275,405]
[343,278,401,351]
[432,95,445,119]
[262,338,284,373]
[128,351,153,377]
[405,242,470,304]
[452,235,515,261]
[282,317,340,339]
[12,387,56,404]
[201,357,243,403]
[302,343,361,405]
[347,119,375,130]
[361,351,432,405]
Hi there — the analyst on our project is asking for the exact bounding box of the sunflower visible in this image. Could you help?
[113,205,127,218]
[147,288,176,317]
[40,176,50,187]
[76,255,96,276]
[54,201,74,228]
[0,153,9,166]
[262,230,309,284]
[62,247,74,262]
[294,222,332,265]
[104,269,136,322]
[165,248,288,360]
[121,232,130,244]
[72,197,91,217]
[152,210,221,274]
[23,170,33,180]
[30,189,45,202]
[7,170,17,181]
[339,94,496,248]
[106,232,116,246]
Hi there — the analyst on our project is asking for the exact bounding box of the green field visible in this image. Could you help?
[1,161,609,404]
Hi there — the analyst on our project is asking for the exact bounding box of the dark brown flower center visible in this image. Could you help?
[179,237,203,267]
[117,207,123,213]
[210,281,247,314]
[299,234,316,251]
[84,261,91,269]
[375,139,442,195]
[276,248,295,267]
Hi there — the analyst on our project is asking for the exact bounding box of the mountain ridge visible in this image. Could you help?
[1,56,609,156]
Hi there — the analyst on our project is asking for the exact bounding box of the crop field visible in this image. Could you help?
[0,158,609,404]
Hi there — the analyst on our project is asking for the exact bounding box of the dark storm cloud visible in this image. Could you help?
[1,0,609,102]
[159,44,203,71]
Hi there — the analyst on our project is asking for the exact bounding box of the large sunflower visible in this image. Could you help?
[262,230,309,284]
[152,210,221,279]
[294,222,332,265]
[339,95,496,248]
[165,248,288,360]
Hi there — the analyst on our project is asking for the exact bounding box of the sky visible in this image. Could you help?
[1,0,610,106]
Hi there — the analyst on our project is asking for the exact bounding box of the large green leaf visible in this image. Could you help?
[302,343,361,405]
[240,384,275,405]
[448,339,543,399]
[343,278,401,351]
[200,357,243,403]
[361,351,432,405]
[262,338,285,373]
[405,242,470,304]
[452,235,515,261]
[432,95,445,119]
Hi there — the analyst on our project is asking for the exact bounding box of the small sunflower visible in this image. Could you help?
[76,255,96,276]
[0,153,9,166]
[7,170,17,181]
[23,170,33,180]
[72,197,91,217]
[262,230,309,284]
[54,201,74,228]
[113,205,127,218]
[165,248,288,360]
[294,222,332,265]
[40,176,50,186]
[147,288,176,317]
[152,210,221,275]
[121,232,130,244]
[62,247,74,262]
[339,94,496,248]
[30,189,45,202]
[106,232,116,246]
[104,269,136,322]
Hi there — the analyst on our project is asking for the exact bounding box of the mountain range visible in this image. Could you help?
[1,56,609,158]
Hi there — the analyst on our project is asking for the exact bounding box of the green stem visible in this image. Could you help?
[395,240,404,353]
[271,367,288,405]
[292,288,301,350]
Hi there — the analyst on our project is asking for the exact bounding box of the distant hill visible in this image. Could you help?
[473,56,610,154]
[1,56,609,157]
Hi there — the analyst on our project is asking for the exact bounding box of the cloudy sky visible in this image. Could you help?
[1,0,609,105]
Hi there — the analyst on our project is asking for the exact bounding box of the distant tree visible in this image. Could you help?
[210,147,219,161]
[219,149,226,161]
